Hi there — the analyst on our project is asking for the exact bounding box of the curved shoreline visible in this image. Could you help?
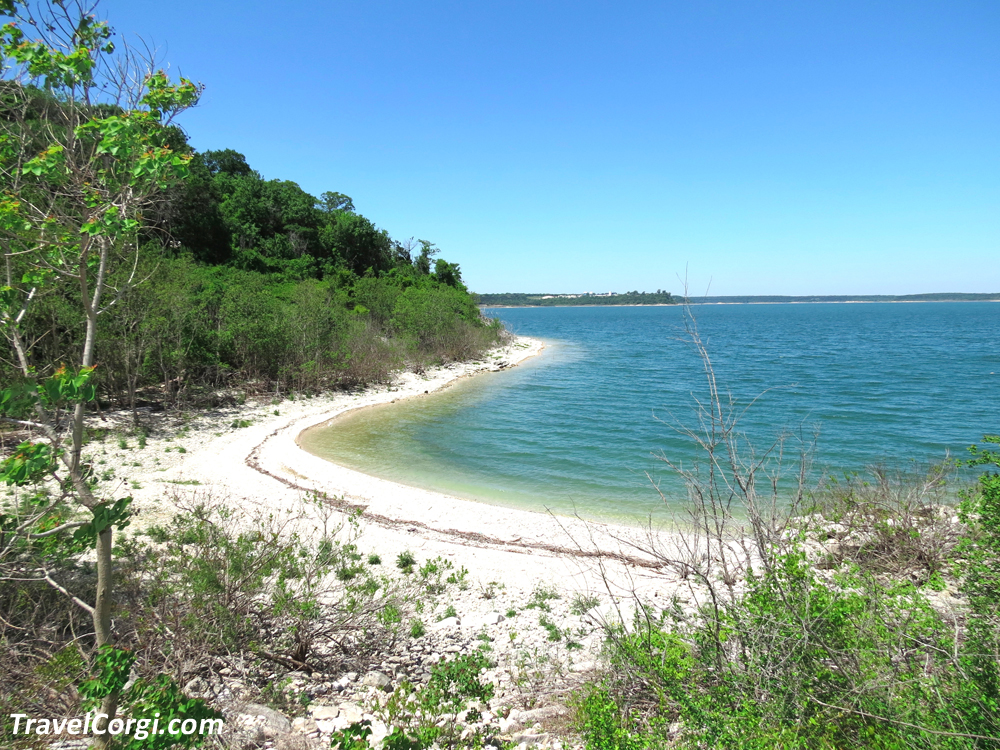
[253,336,661,566]
[293,337,547,452]
[102,335,679,594]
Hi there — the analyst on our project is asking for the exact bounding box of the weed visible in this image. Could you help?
[525,585,560,612]
[396,550,417,573]
[330,721,372,750]
[378,605,403,627]
[480,580,505,600]
[446,565,469,589]
[570,592,600,616]
[539,614,562,642]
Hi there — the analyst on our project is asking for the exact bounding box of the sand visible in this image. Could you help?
[89,336,691,605]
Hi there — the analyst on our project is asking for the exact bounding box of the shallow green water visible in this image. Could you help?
[299,303,1000,522]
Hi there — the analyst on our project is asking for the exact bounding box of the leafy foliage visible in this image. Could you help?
[578,440,1000,749]
[372,651,498,749]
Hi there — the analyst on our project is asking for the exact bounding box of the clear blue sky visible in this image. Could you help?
[101,0,998,296]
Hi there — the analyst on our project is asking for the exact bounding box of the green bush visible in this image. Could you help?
[373,652,496,749]
[396,550,417,573]
[581,540,1000,749]
[957,435,1000,741]
[391,283,502,363]
[575,439,1000,748]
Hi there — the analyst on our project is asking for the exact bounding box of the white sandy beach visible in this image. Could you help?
[90,336,693,609]
[75,335,708,747]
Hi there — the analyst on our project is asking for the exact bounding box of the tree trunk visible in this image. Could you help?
[91,526,119,749]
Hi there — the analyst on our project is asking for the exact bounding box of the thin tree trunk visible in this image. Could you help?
[76,242,121,749]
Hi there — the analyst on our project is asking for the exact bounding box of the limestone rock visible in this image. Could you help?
[309,705,339,720]
[237,703,292,739]
[361,671,391,690]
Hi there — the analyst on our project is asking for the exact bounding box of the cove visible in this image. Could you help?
[299,302,1000,522]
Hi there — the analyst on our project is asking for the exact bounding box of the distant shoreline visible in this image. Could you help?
[481,295,1000,308]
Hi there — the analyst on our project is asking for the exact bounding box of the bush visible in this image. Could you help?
[584,546,995,749]
[579,453,1000,750]
[391,284,505,363]
[372,651,496,748]
[124,498,404,682]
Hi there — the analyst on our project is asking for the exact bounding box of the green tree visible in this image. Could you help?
[433,258,463,288]
[414,239,439,275]
[320,209,393,276]
[320,189,354,213]
[0,0,199,741]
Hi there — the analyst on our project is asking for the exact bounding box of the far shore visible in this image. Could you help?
[481,297,1000,308]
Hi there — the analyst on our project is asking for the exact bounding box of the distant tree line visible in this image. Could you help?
[683,293,1000,304]
[479,290,676,307]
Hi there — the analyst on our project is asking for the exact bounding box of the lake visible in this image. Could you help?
[299,302,1000,522]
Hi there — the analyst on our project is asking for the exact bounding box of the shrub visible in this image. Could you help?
[396,550,417,573]
[570,592,600,616]
[128,499,402,680]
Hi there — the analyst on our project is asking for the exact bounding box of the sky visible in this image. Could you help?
[98,0,999,296]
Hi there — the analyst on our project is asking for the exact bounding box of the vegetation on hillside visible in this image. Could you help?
[0,48,504,412]
[0,1,503,747]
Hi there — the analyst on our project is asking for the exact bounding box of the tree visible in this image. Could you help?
[414,239,439,275]
[319,209,393,276]
[433,258,463,288]
[0,0,199,741]
[320,189,353,213]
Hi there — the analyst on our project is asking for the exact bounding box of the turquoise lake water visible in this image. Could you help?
[300,303,1000,522]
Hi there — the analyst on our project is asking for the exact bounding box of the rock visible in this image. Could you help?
[309,705,339,720]
[291,717,317,734]
[315,719,339,733]
[498,716,521,734]
[237,703,292,738]
[337,702,364,725]
[513,733,549,746]
[369,719,389,744]
[361,671,392,690]
[519,705,567,723]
